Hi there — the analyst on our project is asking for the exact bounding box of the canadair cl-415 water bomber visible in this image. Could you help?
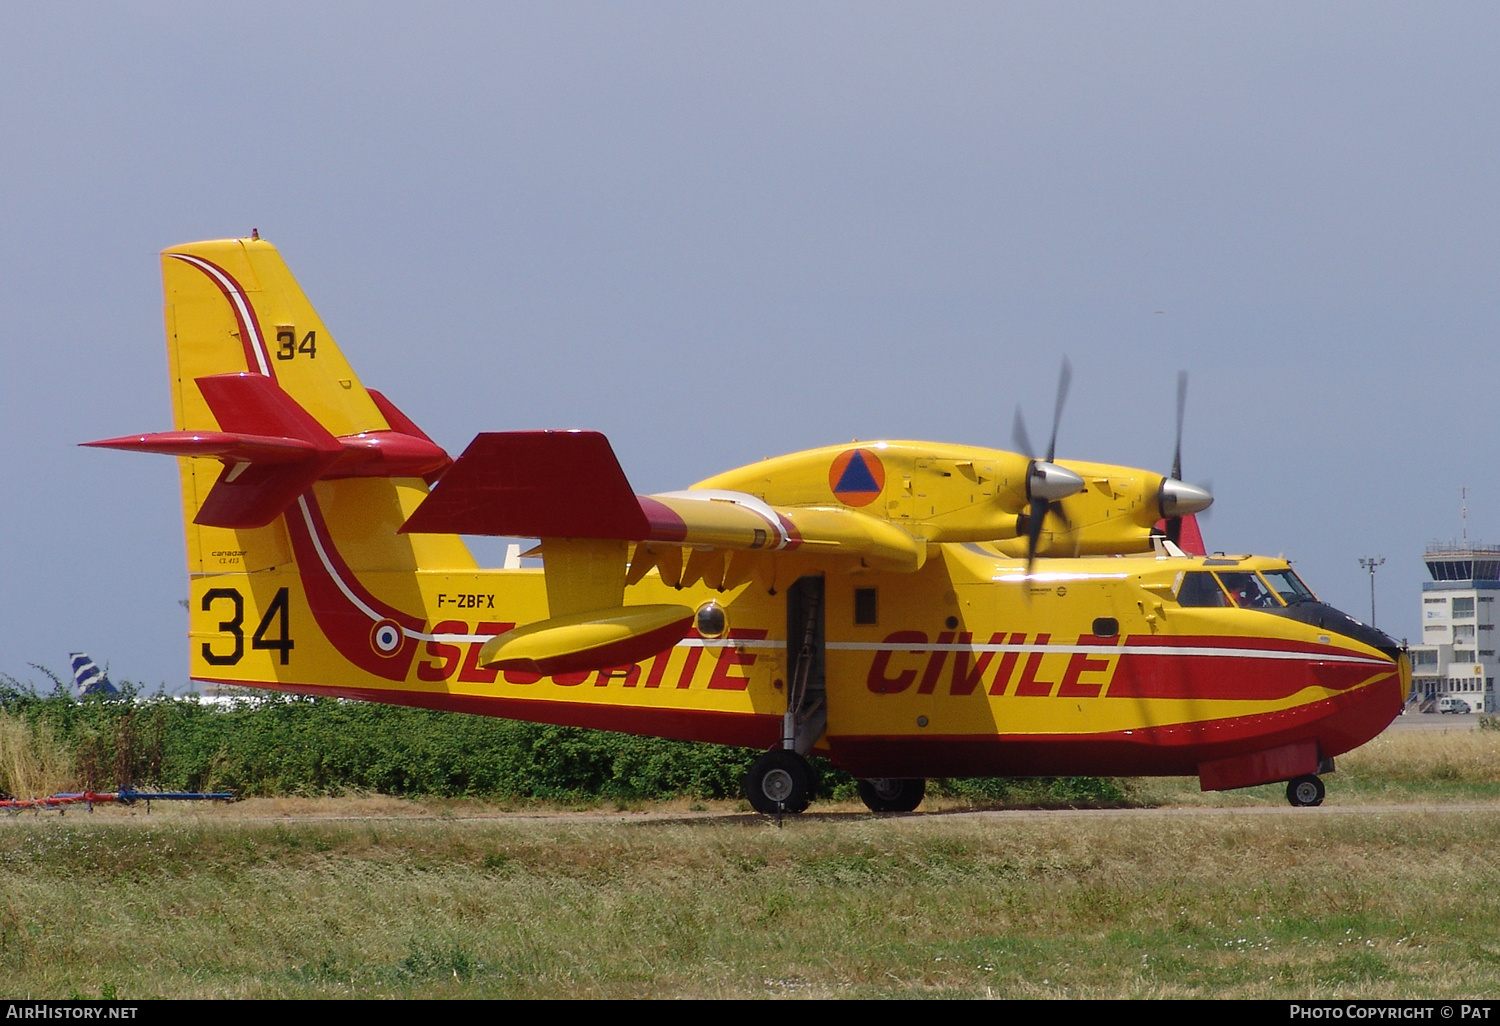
[87,237,1409,813]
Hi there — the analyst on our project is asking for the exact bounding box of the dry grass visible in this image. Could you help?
[0,720,1496,998]
[1341,727,1500,784]
[0,713,77,799]
[0,802,1498,998]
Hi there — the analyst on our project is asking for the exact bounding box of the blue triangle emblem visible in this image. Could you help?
[835,451,880,494]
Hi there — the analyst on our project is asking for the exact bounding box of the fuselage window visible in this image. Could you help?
[1176,571,1230,607]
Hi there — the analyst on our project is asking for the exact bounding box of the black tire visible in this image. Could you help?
[1286,774,1325,807]
[746,750,814,815]
[856,777,927,813]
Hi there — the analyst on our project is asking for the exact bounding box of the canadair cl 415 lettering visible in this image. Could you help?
[88,237,1409,813]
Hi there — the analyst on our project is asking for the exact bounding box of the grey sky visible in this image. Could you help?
[2,4,1495,687]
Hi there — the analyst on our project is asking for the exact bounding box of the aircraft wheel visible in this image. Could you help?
[856,777,926,813]
[1286,774,1325,807]
[746,750,814,815]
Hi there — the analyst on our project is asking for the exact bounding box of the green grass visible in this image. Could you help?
[0,686,1496,998]
[4,673,1499,997]
[1,804,1498,998]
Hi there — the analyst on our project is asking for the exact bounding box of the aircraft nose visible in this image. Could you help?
[1395,648,1412,703]
[1159,478,1213,517]
[1261,600,1404,666]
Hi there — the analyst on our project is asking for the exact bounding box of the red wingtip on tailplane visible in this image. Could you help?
[368,389,451,484]
[399,431,649,539]
[85,375,451,529]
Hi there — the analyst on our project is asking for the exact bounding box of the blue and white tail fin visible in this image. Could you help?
[69,652,119,697]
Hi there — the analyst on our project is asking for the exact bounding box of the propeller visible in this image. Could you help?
[1012,358,1084,572]
[1158,370,1213,546]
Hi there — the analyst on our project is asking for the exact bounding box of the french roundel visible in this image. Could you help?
[370,619,404,657]
[829,448,885,507]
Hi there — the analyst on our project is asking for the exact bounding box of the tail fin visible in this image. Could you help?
[85,237,466,574]
[69,653,118,698]
[1176,513,1207,556]
[84,237,487,689]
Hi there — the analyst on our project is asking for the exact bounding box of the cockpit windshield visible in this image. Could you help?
[1174,569,1293,610]
[1217,571,1282,609]
[1260,569,1316,605]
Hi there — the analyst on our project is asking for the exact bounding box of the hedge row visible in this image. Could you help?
[0,675,1130,805]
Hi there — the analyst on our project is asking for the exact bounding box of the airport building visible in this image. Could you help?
[1409,544,1500,714]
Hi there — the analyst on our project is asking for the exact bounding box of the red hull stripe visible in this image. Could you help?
[1112,633,1383,658]
[828,635,1385,663]
[283,495,425,680]
[165,253,275,379]
[194,677,781,749]
[1105,653,1394,701]
[829,674,1403,779]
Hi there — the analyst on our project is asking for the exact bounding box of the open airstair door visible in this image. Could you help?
[784,576,827,756]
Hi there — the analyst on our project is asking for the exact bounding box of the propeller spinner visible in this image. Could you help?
[1012,358,1085,571]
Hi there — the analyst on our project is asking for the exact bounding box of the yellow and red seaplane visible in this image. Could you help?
[87,237,1409,813]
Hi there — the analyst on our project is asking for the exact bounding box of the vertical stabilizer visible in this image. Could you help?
[86,237,481,690]
[69,653,119,698]
[144,238,470,574]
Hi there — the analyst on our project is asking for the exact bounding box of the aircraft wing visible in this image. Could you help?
[399,431,926,576]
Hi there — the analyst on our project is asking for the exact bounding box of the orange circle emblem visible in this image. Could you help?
[829,448,886,507]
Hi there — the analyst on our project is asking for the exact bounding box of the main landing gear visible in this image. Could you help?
[1286,774,1325,807]
[746,750,815,815]
[856,777,927,813]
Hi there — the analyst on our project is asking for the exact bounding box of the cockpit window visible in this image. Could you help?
[1261,569,1316,605]
[1217,571,1282,609]
[1176,571,1230,607]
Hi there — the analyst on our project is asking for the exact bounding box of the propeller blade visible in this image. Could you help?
[1025,495,1048,574]
[1012,406,1035,460]
[1024,497,1076,574]
[1045,358,1072,463]
[1173,370,1187,481]
[1049,499,1072,534]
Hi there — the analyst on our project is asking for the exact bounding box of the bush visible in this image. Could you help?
[0,671,1126,805]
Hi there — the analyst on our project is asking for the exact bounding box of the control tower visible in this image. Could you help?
[1409,543,1500,713]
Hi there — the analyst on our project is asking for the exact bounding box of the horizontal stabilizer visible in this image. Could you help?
[401,431,648,539]
[478,603,695,676]
[85,374,450,529]
[83,430,321,464]
[90,373,341,529]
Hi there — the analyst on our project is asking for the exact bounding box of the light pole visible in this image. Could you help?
[1359,556,1385,626]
